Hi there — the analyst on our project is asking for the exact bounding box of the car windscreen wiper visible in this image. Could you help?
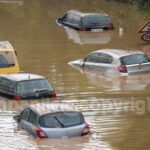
[35,89,49,93]
[54,116,65,127]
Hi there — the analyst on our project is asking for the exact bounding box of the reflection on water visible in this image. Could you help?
[0,0,150,149]
[0,111,39,150]
[0,0,24,4]
[68,63,150,92]
[64,27,113,45]
[75,67,150,92]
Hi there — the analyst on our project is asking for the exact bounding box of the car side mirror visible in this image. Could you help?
[13,115,21,122]
[58,18,62,22]
[80,58,86,67]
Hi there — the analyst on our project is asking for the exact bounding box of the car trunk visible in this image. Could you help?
[126,62,150,74]
[120,54,150,75]
[41,124,85,138]
[39,111,86,138]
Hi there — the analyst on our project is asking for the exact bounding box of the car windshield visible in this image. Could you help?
[0,51,15,68]
[83,15,111,27]
[120,54,150,65]
[16,79,53,96]
[39,112,84,128]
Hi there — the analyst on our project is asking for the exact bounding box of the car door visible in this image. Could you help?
[19,108,31,130]
[84,52,113,71]
[19,108,37,135]
[19,109,38,137]
[26,110,38,137]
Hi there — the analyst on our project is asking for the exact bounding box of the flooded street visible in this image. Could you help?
[0,0,150,149]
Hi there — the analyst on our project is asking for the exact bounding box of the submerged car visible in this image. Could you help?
[0,41,20,74]
[0,73,56,100]
[13,102,90,138]
[56,9,114,32]
[68,49,150,76]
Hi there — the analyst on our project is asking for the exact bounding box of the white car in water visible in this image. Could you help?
[13,102,90,138]
[68,49,150,76]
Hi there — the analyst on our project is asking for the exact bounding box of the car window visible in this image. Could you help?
[39,112,84,128]
[66,13,81,25]
[0,51,16,68]
[85,52,113,64]
[120,54,150,65]
[16,79,52,95]
[62,14,68,22]
[20,108,31,121]
[0,78,15,93]
[28,111,37,125]
[83,15,111,27]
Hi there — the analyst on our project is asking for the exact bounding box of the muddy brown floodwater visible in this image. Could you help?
[0,0,150,150]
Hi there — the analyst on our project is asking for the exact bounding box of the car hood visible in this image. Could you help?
[68,59,83,67]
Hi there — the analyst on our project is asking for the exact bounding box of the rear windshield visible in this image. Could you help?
[83,15,111,28]
[17,79,53,95]
[39,112,84,128]
[0,51,16,68]
[120,54,150,65]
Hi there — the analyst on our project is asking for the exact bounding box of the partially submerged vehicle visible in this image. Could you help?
[0,41,20,74]
[68,49,150,76]
[0,0,24,4]
[0,73,56,100]
[56,9,114,32]
[13,102,90,138]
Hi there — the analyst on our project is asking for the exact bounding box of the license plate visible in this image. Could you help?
[91,29,103,32]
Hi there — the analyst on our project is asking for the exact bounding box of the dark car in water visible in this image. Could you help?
[56,9,114,32]
[0,73,56,100]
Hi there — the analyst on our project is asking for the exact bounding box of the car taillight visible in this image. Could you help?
[13,95,22,100]
[118,64,127,73]
[79,28,86,31]
[109,23,114,30]
[35,128,48,138]
[81,123,90,136]
[51,91,56,98]
[109,26,114,30]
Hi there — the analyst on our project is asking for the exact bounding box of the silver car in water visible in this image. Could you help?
[13,102,90,138]
[68,49,150,76]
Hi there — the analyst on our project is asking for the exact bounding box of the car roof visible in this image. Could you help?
[0,73,45,81]
[28,102,79,116]
[92,49,144,59]
[0,41,15,52]
[68,9,108,17]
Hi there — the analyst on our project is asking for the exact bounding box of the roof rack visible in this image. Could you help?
[0,41,14,50]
